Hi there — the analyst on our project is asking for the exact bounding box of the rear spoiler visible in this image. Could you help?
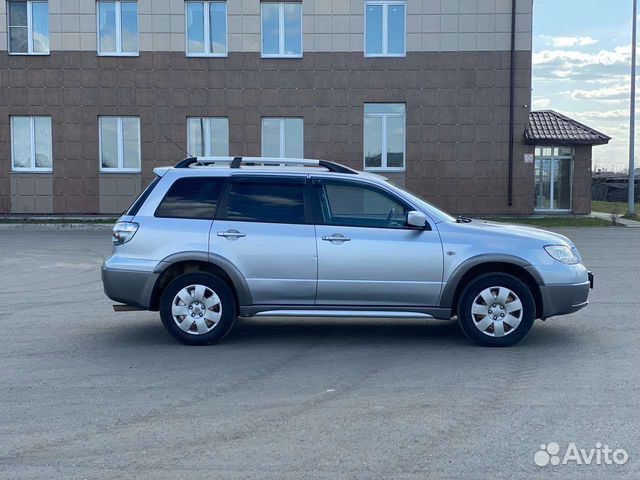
[153,167,171,177]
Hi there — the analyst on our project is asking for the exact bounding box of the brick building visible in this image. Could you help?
[0,0,595,216]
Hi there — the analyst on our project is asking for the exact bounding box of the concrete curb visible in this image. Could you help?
[0,223,113,231]
[591,212,640,228]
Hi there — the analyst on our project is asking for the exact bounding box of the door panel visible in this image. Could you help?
[210,220,317,304]
[312,179,444,306]
[210,176,317,305]
[315,225,444,306]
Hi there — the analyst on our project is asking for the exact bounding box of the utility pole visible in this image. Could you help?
[629,0,638,216]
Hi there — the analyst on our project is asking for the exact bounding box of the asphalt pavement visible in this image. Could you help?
[0,227,639,479]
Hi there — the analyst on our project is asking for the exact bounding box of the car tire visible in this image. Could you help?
[159,272,237,346]
[457,273,535,347]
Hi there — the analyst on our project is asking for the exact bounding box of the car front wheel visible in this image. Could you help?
[458,273,535,347]
[159,272,237,345]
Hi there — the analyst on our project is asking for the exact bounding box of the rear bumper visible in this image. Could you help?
[540,280,591,319]
[101,267,158,310]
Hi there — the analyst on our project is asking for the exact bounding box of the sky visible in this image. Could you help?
[532,0,635,172]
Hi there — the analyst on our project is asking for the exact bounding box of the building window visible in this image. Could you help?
[97,0,138,56]
[262,118,303,157]
[261,2,302,58]
[11,116,53,172]
[185,1,227,56]
[364,104,405,171]
[187,118,229,156]
[99,117,141,172]
[365,1,405,57]
[7,1,49,54]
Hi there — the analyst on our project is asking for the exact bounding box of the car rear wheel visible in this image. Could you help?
[159,272,236,345]
[458,273,535,347]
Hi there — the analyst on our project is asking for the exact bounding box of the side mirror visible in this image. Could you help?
[407,210,427,229]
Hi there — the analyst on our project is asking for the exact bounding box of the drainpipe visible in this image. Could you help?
[508,0,517,207]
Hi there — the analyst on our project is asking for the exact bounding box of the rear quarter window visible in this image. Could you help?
[126,177,160,216]
[155,177,225,220]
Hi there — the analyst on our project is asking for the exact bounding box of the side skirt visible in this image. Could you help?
[239,305,452,320]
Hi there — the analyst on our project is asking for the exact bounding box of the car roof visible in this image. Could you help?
[153,156,389,182]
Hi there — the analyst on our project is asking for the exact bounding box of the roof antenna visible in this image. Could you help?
[164,135,193,158]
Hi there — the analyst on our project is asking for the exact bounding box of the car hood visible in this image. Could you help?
[437,219,576,250]
[469,220,574,246]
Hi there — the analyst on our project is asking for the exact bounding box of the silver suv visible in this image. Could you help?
[102,157,593,347]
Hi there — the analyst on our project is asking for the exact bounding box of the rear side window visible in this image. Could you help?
[155,177,225,219]
[222,181,306,224]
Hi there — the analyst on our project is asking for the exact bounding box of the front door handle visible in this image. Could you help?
[217,229,246,239]
[321,234,351,243]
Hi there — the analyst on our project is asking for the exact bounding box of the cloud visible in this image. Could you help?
[540,35,599,48]
[563,109,630,121]
[571,84,629,100]
[532,98,551,109]
[533,46,630,68]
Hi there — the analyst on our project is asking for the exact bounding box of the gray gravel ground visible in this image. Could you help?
[0,227,639,479]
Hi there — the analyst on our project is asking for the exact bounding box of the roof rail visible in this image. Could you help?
[174,156,358,174]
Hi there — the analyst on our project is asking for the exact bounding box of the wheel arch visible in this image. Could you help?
[440,255,544,319]
[149,252,252,311]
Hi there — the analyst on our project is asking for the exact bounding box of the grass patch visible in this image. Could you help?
[0,218,116,224]
[592,200,640,215]
[483,216,615,227]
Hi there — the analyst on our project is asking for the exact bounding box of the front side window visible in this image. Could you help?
[186,1,227,56]
[155,177,225,219]
[365,1,405,56]
[11,116,53,171]
[318,181,411,229]
[97,0,139,55]
[262,118,303,157]
[99,117,141,172]
[222,180,306,224]
[8,0,49,54]
[364,103,405,171]
[261,2,302,58]
[187,118,229,156]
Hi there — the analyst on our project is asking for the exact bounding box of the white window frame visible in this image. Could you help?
[363,104,406,172]
[261,118,304,157]
[10,116,53,172]
[260,2,303,59]
[186,117,230,156]
[99,116,141,173]
[185,1,228,57]
[7,0,50,55]
[364,0,406,58]
[96,0,139,57]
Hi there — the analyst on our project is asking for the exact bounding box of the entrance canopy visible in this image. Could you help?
[525,110,611,146]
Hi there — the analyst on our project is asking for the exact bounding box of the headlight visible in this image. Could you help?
[544,245,579,264]
[112,222,139,245]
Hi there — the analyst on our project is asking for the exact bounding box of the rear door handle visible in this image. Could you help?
[217,229,246,239]
[321,234,351,242]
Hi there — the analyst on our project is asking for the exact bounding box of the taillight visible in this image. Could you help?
[112,222,139,245]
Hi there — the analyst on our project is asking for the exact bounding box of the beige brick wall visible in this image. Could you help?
[0,0,533,53]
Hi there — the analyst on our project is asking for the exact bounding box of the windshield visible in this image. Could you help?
[384,181,456,223]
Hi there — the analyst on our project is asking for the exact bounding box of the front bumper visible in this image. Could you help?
[540,279,591,318]
[101,266,158,310]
